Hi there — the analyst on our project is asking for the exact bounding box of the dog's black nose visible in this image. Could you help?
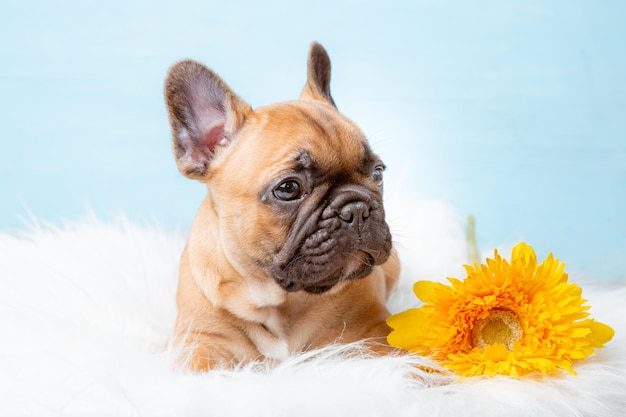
[338,201,370,225]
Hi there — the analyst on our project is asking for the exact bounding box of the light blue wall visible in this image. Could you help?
[1,0,624,279]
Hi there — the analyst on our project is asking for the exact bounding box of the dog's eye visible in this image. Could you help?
[274,180,303,201]
[371,166,384,187]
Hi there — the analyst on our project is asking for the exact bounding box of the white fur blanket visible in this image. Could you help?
[1,201,624,416]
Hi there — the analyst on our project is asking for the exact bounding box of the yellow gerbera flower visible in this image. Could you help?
[387,242,614,377]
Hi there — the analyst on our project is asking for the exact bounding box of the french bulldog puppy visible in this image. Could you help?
[165,42,400,371]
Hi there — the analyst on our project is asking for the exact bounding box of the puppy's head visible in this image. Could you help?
[165,42,392,294]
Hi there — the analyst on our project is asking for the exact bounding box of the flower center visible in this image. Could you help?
[472,310,522,350]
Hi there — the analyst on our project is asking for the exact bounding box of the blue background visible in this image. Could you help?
[1,0,624,279]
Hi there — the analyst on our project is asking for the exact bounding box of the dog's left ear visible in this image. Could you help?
[299,42,336,108]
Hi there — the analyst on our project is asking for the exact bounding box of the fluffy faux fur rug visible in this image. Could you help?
[1,200,624,416]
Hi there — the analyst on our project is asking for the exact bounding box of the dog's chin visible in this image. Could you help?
[274,251,376,294]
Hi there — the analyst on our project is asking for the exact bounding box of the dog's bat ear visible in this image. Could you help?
[300,42,336,108]
[164,60,252,180]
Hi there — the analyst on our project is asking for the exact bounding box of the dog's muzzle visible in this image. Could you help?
[271,186,392,293]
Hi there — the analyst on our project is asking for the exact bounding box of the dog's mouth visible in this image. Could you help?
[275,250,377,294]
[279,250,376,294]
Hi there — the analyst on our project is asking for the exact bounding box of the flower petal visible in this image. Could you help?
[386,308,425,330]
[588,320,615,347]
[413,280,443,304]
[511,242,537,266]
